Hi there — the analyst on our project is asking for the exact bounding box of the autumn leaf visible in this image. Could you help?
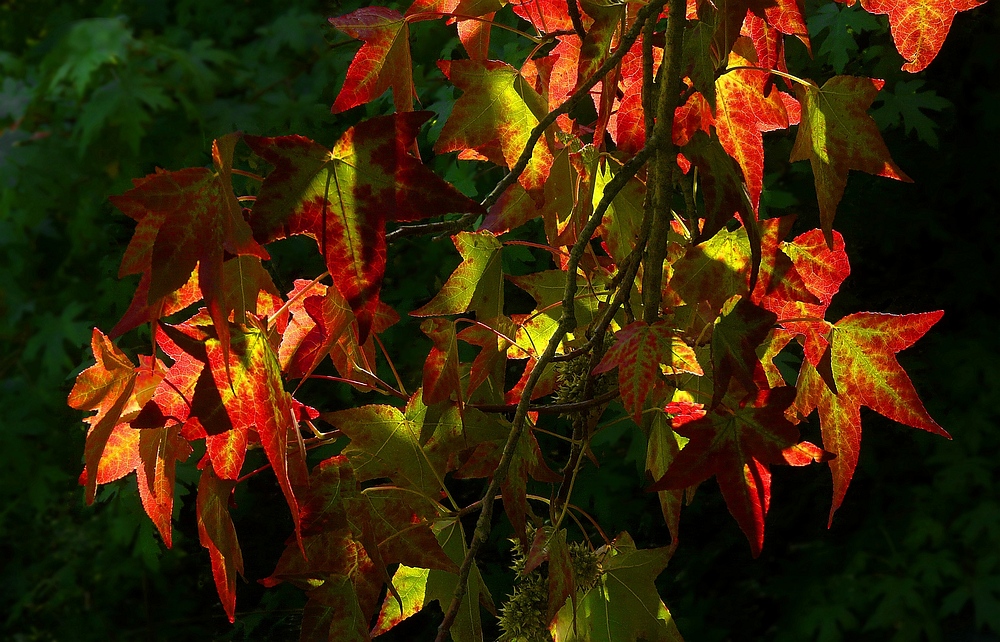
[137,424,192,548]
[593,321,703,423]
[668,223,752,312]
[713,50,796,211]
[793,358,862,526]
[373,519,491,641]
[246,112,483,341]
[69,329,139,504]
[435,59,554,199]
[202,321,308,542]
[330,7,414,113]
[650,388,826,556]
[411,230,504,319]
[827,312,947,434]
[197,464,244,623]
[420,318,463,406]
[710,298,777,408]
[110,134,268,356]
[849,0,985,72]
[789,76,911,246]
[324,403,449,499]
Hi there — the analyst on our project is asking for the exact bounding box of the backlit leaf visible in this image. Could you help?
[789,76,911,246]
[246,112,483,341]
[330,7,414,113]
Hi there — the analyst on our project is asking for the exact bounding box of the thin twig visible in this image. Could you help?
[470,387,620,414]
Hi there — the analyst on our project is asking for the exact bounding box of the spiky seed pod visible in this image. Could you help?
[568,541,602,592]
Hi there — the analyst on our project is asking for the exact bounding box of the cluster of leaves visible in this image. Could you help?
[67,0,987,639]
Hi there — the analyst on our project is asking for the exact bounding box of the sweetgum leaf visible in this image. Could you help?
[793,312,947,525]
[374,519,490,641]
[435,59,554,199]
[109,134,268,358]
[593,321,703,423]
[69,328,138,504]
[197,464,244,623]
[203,322,308,541]
[650,388,826,556]
[711,298,777,408]
[595,156,646,266]
[829,311,948,434]
[713,51,796,211]
[611,36,661,155]
[789,76,911,247]
[137,424,192,548]
[330,7,414,113]
[793,358,862,526]
[324,403,447,498]
[550,532,683,642]
[246,112,483,341]
[420,318,463,406]
[507,267,609,359]
[852,0,986,72]
[411,231,504,319]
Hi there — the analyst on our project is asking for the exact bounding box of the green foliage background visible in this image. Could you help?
[0,1,997,640]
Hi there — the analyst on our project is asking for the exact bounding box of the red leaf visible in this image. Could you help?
[137,424,193,548]
[246,112,482,341]
[794,311,949,525]
[710,298,777,408]
[593,321,703,423]
[69,329,138,504]
[330,7,414,113]
[852,0,985,72]
[420,318,463,406]
[110,134,268,356]
[197,465,244,623]
[650,388,824,556]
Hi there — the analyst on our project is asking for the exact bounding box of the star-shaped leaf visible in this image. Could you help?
[650,388,826,555]
[853,0,985,72]
[593,321,704,423]
[330,7,414,113]
[550,532,684,642]
[789,76,911,246]
[246,112,483,341]
[110,134,268,356]
[435,59,554,199]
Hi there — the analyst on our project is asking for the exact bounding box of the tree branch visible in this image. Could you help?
[641,0,686,325]
[433,8,667,636]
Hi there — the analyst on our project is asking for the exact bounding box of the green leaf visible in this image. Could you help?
[411,230,504,319]
[551,532,683,642]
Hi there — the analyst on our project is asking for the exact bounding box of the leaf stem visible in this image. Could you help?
[721,65,819,89]
[266,271,329,327]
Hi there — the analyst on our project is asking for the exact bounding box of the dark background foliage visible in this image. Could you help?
[0,0,996,640]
